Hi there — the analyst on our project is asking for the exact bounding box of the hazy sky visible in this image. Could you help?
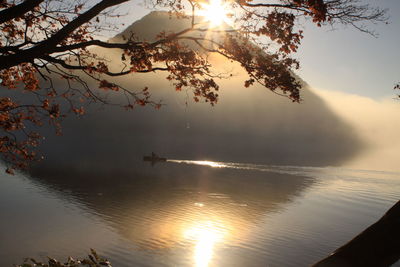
[108,0,400,99]
[297,0,400,99]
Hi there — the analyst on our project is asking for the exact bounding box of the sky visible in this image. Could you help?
[108,0,400,99]
[297,0,400,99]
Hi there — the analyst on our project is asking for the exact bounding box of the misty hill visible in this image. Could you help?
[27,11,363,174]
[112,11,197,42]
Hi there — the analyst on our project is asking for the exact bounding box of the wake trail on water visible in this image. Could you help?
[166,159,400,181]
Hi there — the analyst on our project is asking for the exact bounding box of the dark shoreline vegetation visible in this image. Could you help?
[15,249,112,267]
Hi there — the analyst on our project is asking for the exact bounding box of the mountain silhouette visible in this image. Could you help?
[25,11,364,174]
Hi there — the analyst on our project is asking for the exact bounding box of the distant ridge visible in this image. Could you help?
[110,11,230,44]
[111,11,193,42]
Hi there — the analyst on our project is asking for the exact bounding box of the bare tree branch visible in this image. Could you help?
[0,0,44,24]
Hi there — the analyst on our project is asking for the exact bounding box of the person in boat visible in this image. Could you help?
[143,152,166,163]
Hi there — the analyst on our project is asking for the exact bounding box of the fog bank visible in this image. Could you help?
[314,90,400,172]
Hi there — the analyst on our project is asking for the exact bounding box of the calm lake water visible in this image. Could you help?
[1,160,399,267]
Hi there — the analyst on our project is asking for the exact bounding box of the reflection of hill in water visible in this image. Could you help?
[30,162,314,251]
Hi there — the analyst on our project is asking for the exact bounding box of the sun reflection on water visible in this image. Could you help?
[183,221,227,267]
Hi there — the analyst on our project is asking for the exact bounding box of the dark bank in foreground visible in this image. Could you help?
[314,200,400,267]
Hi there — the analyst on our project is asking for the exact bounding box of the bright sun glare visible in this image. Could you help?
[198,0,231,26]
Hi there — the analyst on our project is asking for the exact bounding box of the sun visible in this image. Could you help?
[198,0,232,27]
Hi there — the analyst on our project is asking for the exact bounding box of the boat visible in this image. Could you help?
[143,152,167,165]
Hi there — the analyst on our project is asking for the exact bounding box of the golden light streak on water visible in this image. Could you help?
[190,160,227,168]
[183,220,227,267]
[168,159,228,168]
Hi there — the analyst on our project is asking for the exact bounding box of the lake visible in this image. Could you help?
[1,160,399,266]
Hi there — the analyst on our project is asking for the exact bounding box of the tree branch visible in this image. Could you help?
[40,55,169,75]
[0,0,44,24]
[0,0,130,70]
